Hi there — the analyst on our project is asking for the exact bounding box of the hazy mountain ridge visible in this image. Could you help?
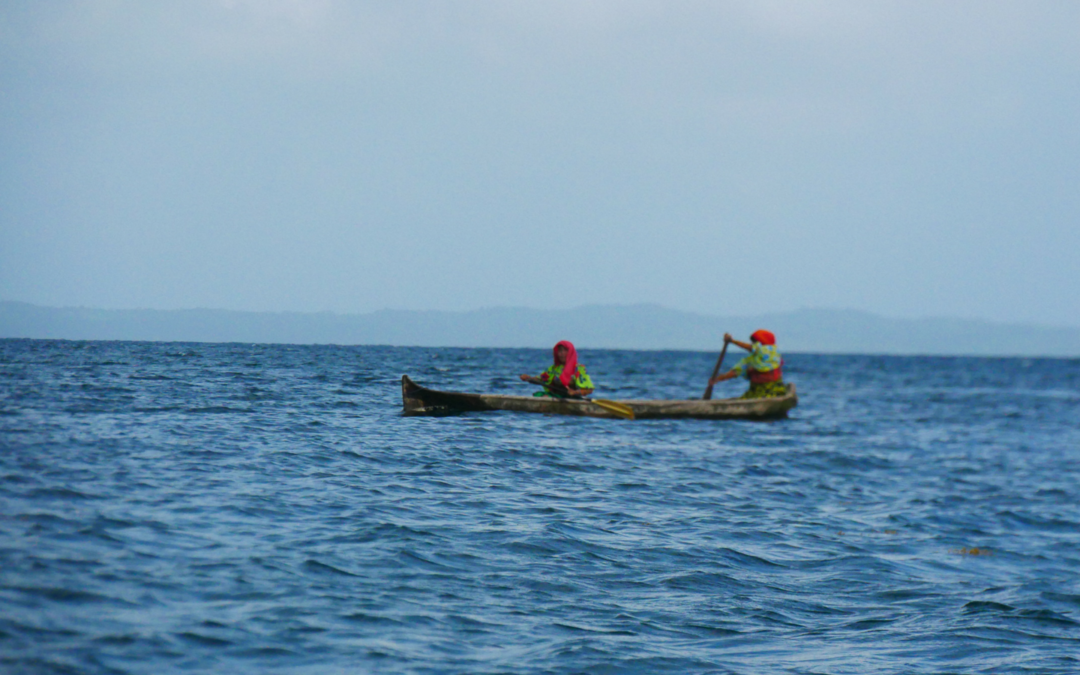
[2,301,1078,356]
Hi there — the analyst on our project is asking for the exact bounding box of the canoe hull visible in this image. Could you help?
[401,375,797,420]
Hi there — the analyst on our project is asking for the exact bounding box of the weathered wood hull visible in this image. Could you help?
[401,375,797,420]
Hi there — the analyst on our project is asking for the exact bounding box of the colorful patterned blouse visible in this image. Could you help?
[731,343,782,378]
[540,364,595,391]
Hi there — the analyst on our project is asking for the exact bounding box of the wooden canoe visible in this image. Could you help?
[401,375,797,420]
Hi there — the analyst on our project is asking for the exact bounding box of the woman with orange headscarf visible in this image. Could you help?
[519,340,595,398]
[708,330,787,399]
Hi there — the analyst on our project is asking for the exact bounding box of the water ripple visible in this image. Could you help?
[0,341,1078,674]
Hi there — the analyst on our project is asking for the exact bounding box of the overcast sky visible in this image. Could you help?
[1,1,1078,324]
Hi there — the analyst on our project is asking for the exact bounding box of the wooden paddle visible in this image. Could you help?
[584,398,635,420]
[702,340,730,400]
[523,378,635,420]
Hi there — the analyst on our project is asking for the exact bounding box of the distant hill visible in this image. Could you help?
[2,300,1078,356]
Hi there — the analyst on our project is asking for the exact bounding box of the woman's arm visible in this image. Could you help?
[570,367,595,398]
[708,369,740,386]
[724,333,753,351]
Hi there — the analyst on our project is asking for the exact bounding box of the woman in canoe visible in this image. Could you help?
[519,340,594,398]
[709,330,786,399]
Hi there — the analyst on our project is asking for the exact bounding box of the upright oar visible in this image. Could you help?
[702,340,730,400]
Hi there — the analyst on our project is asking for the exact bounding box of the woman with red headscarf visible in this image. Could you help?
[708,330,786,399]
[519,340,595,398]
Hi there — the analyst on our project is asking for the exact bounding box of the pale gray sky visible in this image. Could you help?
[2,1,1078,324]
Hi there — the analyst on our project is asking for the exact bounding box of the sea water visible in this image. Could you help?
[1,339,1078,674]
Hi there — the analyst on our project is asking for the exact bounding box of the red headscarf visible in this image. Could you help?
[750,329,776,345]
[553,340,578,387]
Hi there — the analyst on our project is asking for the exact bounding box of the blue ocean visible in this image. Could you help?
[1,339,1078,674]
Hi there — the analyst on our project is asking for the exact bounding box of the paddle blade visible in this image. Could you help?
[593,399,635,420]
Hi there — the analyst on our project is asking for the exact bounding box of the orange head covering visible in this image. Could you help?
[553,340,578,387]
[750,329,776,345]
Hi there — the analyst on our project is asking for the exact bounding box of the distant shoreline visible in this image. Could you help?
[2,301,1078,357]
[6,337,1079,364]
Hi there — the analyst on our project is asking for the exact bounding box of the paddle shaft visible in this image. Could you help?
[702,341,730,400]
[524,377,634,419]
[524,376,581,397]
